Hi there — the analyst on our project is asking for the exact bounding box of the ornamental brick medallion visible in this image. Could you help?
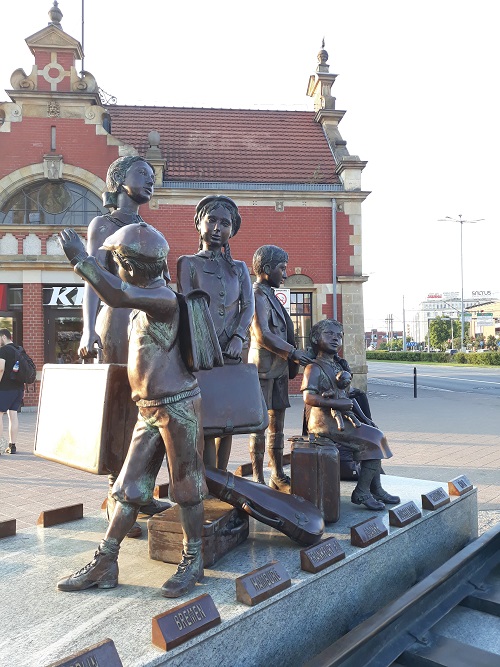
[350,516,388,548]
[421,487,451,510]
[152,594,221,651]
[236,561,291,606]
[448,475,473,496]
[389,501,422,528]
[300,536,345,573]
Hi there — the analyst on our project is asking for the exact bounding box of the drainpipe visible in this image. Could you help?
[332,198,337,320]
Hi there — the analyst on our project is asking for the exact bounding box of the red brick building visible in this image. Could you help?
[0,5,369,405]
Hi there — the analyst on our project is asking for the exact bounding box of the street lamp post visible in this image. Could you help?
[438,215,484,352]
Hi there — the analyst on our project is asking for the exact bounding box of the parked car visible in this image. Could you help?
[446,349,458,355]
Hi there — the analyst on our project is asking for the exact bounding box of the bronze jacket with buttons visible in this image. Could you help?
[177,251,254,349]
[249,281,296,380]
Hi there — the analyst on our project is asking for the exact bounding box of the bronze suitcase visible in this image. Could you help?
[290,437,340,524]
[147,498,249,567]
[34,363,137,474]
[195,362,268,437]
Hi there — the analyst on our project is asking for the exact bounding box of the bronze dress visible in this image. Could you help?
[301,357,392,461]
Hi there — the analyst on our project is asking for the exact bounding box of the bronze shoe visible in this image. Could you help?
[161,550,203,598]
[351,490,385,511]
[138,498,172,516]
[57,549,118,592]
[268,474,291,493]
[372,490,400,504]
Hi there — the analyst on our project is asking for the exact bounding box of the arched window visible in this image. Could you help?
[0,181,105,226]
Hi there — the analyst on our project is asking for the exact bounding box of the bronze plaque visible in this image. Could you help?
[448,475,473,496]
[421,487,451,510]
[37,503,83,527]
[389,501,422,528]
[351,516,388,548]
[154,482,170,499]
[152,593,220,651]
[300,536,345,573]
[46,638,122,666]
[236,561,291,606]
[0,519,16,539]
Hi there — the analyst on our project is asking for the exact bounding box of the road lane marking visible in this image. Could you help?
[369,368,500,386]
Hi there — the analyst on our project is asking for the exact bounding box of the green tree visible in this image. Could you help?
[486,335,497,351]
[429,317,454,351]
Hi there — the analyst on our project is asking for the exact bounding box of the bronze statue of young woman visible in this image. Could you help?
[177,196,254,470]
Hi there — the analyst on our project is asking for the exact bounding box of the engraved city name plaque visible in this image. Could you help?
[448,475,473,497]
[421,487,451,510]
[236,560,291,606]
[300,536,345,573]
[350,516,388,548]
[389,501,422,528]
[46,638,123,666]
[37,503,83,527]
[0,519,16,539]
[152,593,221,651]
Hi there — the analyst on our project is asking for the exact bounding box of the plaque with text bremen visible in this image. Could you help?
[389,501,422,528]
[448,475,473,497]
[236,561,291,606]
[46,638,122,667]
[301,537,345,573]
[0,519,16,539]
[421,487,450,510]
[152,594,220,651]
[351,516,388,548]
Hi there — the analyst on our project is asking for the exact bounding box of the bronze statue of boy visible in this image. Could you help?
[57,223,207,598]
[301,319,400,510]
[249,245,310,491]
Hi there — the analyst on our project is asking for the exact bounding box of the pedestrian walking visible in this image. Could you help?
[0,328,24,454]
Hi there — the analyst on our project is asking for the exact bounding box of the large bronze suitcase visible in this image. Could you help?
[34,363,137,474]
[195,362,268,437]
[147,498,249,567]
[290,437,340,524]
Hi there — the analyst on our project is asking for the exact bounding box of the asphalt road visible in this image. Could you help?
[368,361,500,398]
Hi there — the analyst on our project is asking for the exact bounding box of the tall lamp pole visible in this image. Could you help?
[438,215,484,352]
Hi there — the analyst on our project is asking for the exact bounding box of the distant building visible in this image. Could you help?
[0,4,371,404]
[411,292,497,344]
[365,329,403,349]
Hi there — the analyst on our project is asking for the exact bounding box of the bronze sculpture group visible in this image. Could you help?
[56,156,398,599]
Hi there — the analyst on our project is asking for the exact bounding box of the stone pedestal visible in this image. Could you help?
[0,476,477,667]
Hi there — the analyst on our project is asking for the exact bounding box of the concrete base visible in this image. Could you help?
[0,476,477,667]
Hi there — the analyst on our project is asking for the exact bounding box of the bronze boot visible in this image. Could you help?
[161,540,204,598]
[57,539,119,592]
[351,460,385,510]
[267,433,290,493]
[249,433,265,484]
[370,462,400,504]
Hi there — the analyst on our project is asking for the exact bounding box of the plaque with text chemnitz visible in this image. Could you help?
[421,487,451,511]
[448,475,473,497]
[46,638,123,667]
[236,560,291,606]
[300,536,345,573]
[152,593,221,651]
[389,501,422,528]
[351,516,388,548]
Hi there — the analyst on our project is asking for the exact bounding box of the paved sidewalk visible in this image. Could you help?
[1,383,499,532]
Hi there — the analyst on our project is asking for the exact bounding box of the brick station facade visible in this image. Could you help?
[0,5,369,406]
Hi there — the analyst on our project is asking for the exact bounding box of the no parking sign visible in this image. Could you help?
[273,288,291,313]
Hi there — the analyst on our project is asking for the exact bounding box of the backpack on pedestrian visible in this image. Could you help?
[10,346,37,387]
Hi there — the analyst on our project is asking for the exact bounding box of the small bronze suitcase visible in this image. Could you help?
[147,498,249,567]
[290,437,340,524]
[34,363,137,474]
